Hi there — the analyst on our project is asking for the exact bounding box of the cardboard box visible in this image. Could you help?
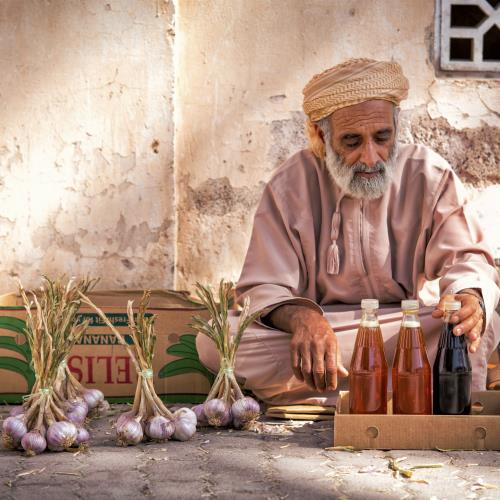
[0,290,213,404]
[334,391,500,450]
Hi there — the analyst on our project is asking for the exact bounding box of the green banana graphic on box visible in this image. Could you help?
[159,333,214,384]
[0,316,35,392]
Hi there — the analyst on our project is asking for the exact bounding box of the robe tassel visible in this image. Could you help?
[326,241,340,275]
[326,192,344,276]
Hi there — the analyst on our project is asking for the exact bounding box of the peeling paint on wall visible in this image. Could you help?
[268,112,308,169]
[410,116,500,187]
[187,177,264,217]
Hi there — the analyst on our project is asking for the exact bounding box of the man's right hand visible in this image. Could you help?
[267,304,348,392]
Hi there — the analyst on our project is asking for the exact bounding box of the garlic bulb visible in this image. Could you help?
[65,399,88,425]
[174,407,197,427]
[116,418,143,446]
[219,408,233,427]
[116,411,135,428]
[83,388,104,409]
[73,427,90,446]
[46,421,78,451]
[145,416,175,442]
[172,408,197,441]
[204,399,230,427]
[8,406,25,418]
[231,397,260,423]
[172,419,196,441]
[192,404,208,426]
[2,416,27,449]
[21,431,47,456]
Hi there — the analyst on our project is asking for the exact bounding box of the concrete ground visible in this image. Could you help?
[0,405,499,500]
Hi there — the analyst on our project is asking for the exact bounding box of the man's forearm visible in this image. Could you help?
[266,304,324,333]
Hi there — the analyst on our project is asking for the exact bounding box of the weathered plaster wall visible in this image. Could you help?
[0,0,175,292]
[176,0,500,290]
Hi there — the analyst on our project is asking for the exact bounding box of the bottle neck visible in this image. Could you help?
[443,310,455,324]
[439,309,465,348]
[402,310,420,327]
[360,309,379,327]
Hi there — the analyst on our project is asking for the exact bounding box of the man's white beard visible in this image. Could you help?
[324,141,398,200]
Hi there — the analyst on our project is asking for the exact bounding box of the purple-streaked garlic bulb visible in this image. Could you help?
[83,388,104,409]
[203,399,230,427]
[116,411,135,428]
[231,397,260,423]
[21,430,47,456]
[2,416,27,449]
[65,399,88,426]
[8,406,25,418]
[192,404,208,426]
[219,408,233,427]
[46,421,78,451]
[73,427,90,446]
[145,416,175,442]
[116,417,143,446]
[174,407,197,426]
[172,408,197,441]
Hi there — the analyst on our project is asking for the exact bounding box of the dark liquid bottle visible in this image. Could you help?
[392,300,432,414]
[349,299,388,414]
[433,300,472,415]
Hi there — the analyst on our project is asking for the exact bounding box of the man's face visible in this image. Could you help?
[324,100,397,199]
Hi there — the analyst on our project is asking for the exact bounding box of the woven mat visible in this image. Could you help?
[265,405,335,421]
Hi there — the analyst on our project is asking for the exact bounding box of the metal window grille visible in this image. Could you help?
[440,0,500,71]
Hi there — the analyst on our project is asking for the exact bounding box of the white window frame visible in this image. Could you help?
[440,0,500,71]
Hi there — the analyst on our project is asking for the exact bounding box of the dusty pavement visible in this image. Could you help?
[1,405,499,500]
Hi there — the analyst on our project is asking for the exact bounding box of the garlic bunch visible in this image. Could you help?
[2,277,98,456]
[191,281,262,429]
[80,291,198,447]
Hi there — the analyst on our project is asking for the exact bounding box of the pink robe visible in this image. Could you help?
[197,144,500,404]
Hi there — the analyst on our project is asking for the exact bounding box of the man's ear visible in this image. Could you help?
[305,118,326,160]
[314,123,325,143]
[393,106,400,128]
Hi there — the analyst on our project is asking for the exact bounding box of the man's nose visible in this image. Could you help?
[359,140,380,168]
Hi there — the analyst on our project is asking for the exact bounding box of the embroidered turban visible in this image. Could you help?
[302,58,409,122]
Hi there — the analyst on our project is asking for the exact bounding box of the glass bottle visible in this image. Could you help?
[392,300,432,414]
[433,300,472,415]
[349,299,388,414]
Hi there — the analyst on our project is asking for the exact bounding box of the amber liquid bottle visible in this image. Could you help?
[433,300,472,415]
[392,300,432,414]
[349,299,388,414]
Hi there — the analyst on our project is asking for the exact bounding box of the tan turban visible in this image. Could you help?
[303,58,409,122]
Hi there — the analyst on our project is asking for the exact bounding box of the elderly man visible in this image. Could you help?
[197,58,500,405]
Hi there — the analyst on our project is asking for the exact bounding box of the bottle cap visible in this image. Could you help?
[444,300,461,311]
[361,299,379,310]
[401,300,419,310]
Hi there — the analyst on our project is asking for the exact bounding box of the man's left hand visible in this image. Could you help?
[432,290,484,353]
